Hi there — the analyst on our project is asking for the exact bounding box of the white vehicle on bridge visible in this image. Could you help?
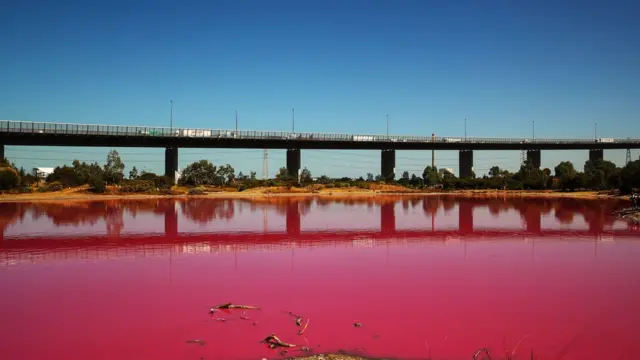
[596,138,616,143]
[175,129,213,137]
[443,138,462,143]
[353,135,375,142]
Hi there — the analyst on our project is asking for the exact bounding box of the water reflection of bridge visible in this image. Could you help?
[1,197,637,241]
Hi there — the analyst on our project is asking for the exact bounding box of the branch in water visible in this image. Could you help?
[298,319,310,335]
[261,333,296,348]
[473,348,492,360]
[210,302,260,313]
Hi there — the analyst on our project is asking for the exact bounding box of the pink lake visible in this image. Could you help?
[0,196,639,360]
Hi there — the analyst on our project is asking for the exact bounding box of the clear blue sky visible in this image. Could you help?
[2,0,639,177]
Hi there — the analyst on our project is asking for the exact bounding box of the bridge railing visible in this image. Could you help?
[2,120,639,145]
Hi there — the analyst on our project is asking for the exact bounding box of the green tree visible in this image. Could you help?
[179,160,218,186]
[422,166,440,186]
[515,160,544,189]
[300,167,312,184]
[554,161,578,191]
[584,159,616,189]
[216,164,235,185]
[103,150,125,184]
[129,166,139,180]
[366,173,374,182]
[276,167,291,181]
[250,171,257,180]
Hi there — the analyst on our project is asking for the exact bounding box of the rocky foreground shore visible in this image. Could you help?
[615,208,640,223]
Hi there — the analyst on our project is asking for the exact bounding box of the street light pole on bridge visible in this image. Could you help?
[235,110,238,133]
[386,114,389,136]
[533,120,535,140]
[292,108,295,132]
[170,100,173,130]
[464,118,467,141]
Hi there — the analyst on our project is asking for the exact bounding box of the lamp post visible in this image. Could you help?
[594,122,598,140]
[533,121,535,141]
[464,118,467,141]
[386,114,389,136]
[235,110,238,133]
[292,108,295,132]
[170,100,173,130]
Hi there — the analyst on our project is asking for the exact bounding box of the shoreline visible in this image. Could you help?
[0,188,628,203]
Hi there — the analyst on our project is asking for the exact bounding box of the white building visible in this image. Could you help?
[439,168,455,177]
[34,167,55,178]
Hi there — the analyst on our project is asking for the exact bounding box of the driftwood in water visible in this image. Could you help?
[298,319,310,335]
[261,333,296,348]
[473,347,492,360]
[209,302,260,314]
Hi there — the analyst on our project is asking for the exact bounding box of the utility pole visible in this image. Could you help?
[533,120,535,140]
[235,110,238,133]
[170,100,173,130]
[292,108,295,132]
[594,122,598,140]
[386,114,389,136]
[262,149,269,179]
[431,133,435,168]
[464,118,467,141]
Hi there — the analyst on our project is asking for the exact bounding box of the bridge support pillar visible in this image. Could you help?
[459,150,473,178]
[459,201,473,234]
[164,201,178,238]
[286,201,301,236]
[527,149,541,168]
[526,212,541,233]
[0,144,4,161]
[165,147,179,183]
[381,149,396,180]
[589,149,604,162]
[286,149,301,180]
[381,202,396,234]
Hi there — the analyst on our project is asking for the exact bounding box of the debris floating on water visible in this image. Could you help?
[185,339,206,346]
[261,333,297,348]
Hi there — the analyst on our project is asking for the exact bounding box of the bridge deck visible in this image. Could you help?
[2,120,639,150]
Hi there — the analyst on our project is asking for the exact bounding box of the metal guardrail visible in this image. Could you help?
[1,120,639,145]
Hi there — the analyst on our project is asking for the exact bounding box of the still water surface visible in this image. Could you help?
[0,196,639,360]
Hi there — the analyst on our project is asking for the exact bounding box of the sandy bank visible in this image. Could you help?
[0,187,627,203]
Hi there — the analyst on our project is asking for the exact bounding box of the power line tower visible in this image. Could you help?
[626,148,632,165]
[262,149,269,179]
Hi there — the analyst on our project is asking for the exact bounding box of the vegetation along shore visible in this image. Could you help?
[0,150,638,204]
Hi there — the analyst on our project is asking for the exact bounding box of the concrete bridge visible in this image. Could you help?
[2,120,639,180]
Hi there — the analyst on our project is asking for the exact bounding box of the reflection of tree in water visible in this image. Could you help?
[422,198,440,215]
[0,202,28,234]
[35,202,104,227]
[180,199,235,224]
[402,199,410,213]
[105,204,124,237]
[441,197,456,212]
[486,198,508,216]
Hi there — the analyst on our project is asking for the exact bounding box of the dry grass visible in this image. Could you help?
[0,185,628,203]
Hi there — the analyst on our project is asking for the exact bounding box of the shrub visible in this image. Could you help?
[45,181,64,192]
[188,187,205,195]
[0,168,20,190]
[120,180,155,193]
[88,176,106,193]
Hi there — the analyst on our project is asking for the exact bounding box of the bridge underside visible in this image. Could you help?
[2,133,638,151]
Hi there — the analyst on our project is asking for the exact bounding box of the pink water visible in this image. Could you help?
[1,197,639,360]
